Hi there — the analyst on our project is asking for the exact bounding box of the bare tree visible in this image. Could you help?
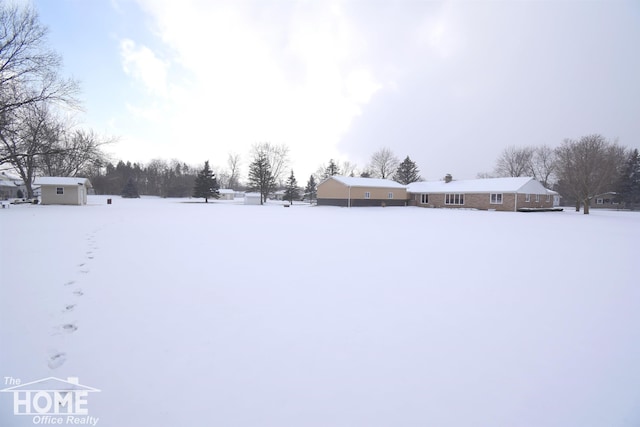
[0,3,79,142]
[1,102,58,197]
[528,145,557,188]
[555,134,627,214]
[494,146,534,177]
[39,128,110,177]
[369,147,399,179]
[227,152,241,189]
[340,160,358,177]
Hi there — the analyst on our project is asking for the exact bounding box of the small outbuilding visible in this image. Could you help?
[407,176,554,212]
[34,177,92,206]
[317,176,407,207]
[218,189,235,200]
[244,192,262,205]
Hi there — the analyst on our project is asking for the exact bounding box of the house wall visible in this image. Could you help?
[412,192,553,211]
[40,185,84,205]
[317,179,407,206]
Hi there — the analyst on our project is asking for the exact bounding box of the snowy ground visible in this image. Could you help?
[1,196,639,427]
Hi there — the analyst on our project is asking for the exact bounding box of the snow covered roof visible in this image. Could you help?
[33,177,92,188]
[218,189,234,194]
[407,177,550,194]
[323,175,406,189]
[244,192,261,197]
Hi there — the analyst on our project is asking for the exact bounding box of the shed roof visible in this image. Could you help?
[322,175,406,189]
[407,177,549,194]
[218,189,234,194]
[34,177,92,188]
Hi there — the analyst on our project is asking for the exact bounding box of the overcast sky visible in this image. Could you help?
[33,0,640,181]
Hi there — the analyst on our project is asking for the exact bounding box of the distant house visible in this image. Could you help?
[317,176,407,207]
[271,189,286,201]
[590,192,619,209]
[407,176,555,212]
[0,172,26,200]
[34,177,92,205]
[218,189,235,200]
[244,192,261,205]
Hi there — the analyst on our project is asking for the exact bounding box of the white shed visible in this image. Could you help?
[34,177,92,205]
[218,189,235,200]
[244,192,261,205]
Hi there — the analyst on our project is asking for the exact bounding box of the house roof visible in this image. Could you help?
[218,189,234,194]
[0,377,100,392]
[407,177,550,194]
[323,175,406,189]
[33,177,92,188]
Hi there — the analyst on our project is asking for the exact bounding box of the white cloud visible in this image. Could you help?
[120,38,170,97]
[113,0,382,177]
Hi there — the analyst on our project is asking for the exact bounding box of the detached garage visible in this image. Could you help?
[34,177,92,205]
[317,176,407,207]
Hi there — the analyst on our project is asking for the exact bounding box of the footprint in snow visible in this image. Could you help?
[64,280,75,286]
[78,263,85,267]
[48,352,67,369]
[61,323,78,333]
[79,269,89,274]
[63,304,76,313]
[73,290,84,296]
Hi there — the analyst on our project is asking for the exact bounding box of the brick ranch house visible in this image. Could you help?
[407,176,557,212]
[317,176,407,207]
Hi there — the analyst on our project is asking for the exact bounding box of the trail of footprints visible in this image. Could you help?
[48,230,100,370]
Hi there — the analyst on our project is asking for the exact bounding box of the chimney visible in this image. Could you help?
[444,174,452,183]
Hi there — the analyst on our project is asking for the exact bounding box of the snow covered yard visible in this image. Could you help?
[1,197,639,427]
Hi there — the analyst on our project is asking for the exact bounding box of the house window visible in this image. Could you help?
[596,198,604,205]
[525,194,531,202]
[56,187,64,195]
[364,192,371,199]
[546,194,551,202]
[445,193,464,205]
[421,194,428,204]
[535,194,540,202]
[490,193,503,204]
[387,192,393,199]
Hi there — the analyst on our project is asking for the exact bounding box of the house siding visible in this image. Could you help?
[412,192,553,211]
[40,185,86,205]
[317,178,407,207]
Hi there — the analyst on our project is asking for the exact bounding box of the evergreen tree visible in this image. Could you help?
[617,148,640,209]
[192,160,219,203]
[323,159,341,178]
[121,177,140,198]
[305,175,317,204]
[283,170,300,204]
[394,156,422,184]
[360,170,372,178]
[247,152,273,204]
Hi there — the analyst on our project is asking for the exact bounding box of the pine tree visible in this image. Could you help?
[247,152,273,204]
[323,159,341,178]
[305,175,317,204]
[283,170,300,204]
[394,156,422,184]
[121,177,140,198]
[192,160,219,203]
[617,148,640,209]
